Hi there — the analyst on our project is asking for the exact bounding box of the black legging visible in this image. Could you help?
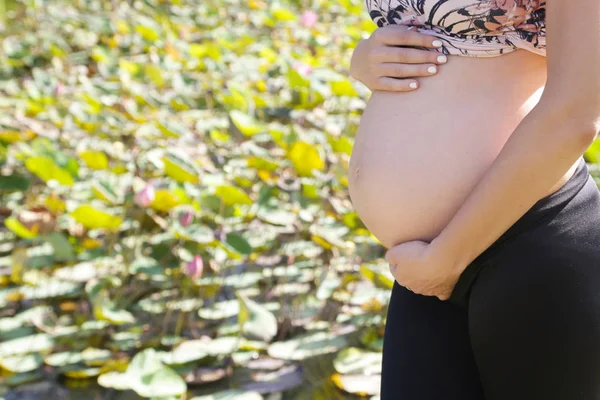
[381,157,600,400]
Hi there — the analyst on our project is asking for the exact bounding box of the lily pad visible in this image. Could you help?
[237,293,278,342]
[267,331,348,361]
[191,390,263,400]
[158,340,210,365]
[331,373,380,396]
[0,334,54,358]
[333,347,381,375]
[0,353,44,373]
[97,349,187,398]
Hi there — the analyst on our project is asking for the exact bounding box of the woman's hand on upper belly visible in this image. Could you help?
[349,25,449,92]
[385,240,461,301]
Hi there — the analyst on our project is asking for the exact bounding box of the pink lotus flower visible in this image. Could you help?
[54,83,66,97]
[300,10,318,28]
[183,255,203,279]
[293,62,312,76]
[179,210,194,227]
[134,183,155,207]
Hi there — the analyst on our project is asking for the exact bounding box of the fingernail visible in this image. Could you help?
[409,82,418,89]
[427,66,437,74]
[432,40,443,47]
[437,55,447,63]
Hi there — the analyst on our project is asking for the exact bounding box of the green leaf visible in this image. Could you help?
[271,5,296,21]
[45,348,111,367]
[332,373,380,396]
[189,43,221,60]
[331,79,358,96]
[147,189,179,212]
[191,390,263,400]
[0,174,30,191]
[132,365,187,397]
[98,349,187,397]
[256,209,297,226]
[310,224,349,248]
[174,224,215,244]
[119,59,140,74]
[237,293,277,342]
[25,156,74,186]
[0,334,54,357]
[198,299,240,320]
[287,142,324,177]
[316,274,341,300]
[136,25,161,41]
[329,135,353,156]
[225,232,253,255]
[92,180,121,204]
[90,46,114,65]
[61,365,102,379]
[145,64,165,88]
[44,233,75,262]
[97,371,131,390]
[21,279,80,300]
[247,156,279,172]
[267,331,348,361]
[204,336,239,356]
[158,340,209,365]
[2,370,44,387]
[229,110,262,136]
[5,217,37,239]
[287,67,310,89]
[163,153,200,183]
[80,150,109,170]
[360,263,394,290]
[215,185,252,206]
[70,205,122,230]
[94,301,135,325]
[0,353,43,373]
[333,347,382,375]
[91,289,135,325]
[584,137,600,163]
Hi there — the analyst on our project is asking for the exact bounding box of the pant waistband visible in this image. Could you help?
[498,157,590,243]
[448,157,590,308]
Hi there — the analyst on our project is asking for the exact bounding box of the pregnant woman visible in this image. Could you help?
[347,1,600,399]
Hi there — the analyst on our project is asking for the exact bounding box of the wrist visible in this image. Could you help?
[429,235,468,276]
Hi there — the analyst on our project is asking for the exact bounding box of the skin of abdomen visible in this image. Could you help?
[348,50,548,249]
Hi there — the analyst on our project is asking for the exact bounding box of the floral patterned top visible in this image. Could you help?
[366,0,546,57]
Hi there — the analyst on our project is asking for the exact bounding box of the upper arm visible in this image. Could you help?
[543,0,600,117]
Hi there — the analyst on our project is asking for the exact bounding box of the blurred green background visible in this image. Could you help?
[3,1,600,399]
[0,0,391,399]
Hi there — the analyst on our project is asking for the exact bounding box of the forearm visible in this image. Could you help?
[429,97,599,274]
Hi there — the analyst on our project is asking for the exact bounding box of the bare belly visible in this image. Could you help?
[348,49,578,249]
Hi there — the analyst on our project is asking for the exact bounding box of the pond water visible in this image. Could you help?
[2,357,361,400]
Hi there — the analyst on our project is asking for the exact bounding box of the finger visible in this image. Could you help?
[375,47,448,65]
[371,77,419,92]
[371,25,445,49]
[379,62,439,78]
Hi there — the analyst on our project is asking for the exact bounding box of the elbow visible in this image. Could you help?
[573,125,598,154]
[563,115,598,155]
[537,95,600,151]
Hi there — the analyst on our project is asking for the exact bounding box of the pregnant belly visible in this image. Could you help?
[348,50,549,249]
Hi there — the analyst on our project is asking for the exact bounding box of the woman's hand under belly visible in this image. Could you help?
[348,50,548,249]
